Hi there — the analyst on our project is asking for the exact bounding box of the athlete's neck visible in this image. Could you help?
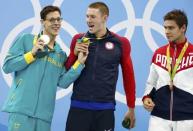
[95,27,107,38]
[173,35,186,44]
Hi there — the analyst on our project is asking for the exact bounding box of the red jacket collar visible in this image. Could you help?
[169,38,187,49]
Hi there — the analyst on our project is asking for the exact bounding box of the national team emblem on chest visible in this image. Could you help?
[105,42,114,50]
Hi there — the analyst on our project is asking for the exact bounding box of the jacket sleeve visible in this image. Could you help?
[142,52,158,101]
[58,60,84,88]
[64,34,81,70]
[120,37,136,108]
[2,34,36,74]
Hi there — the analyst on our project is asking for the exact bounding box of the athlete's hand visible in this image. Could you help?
[74,42,89,56]
[124,108,135,129]
[143,97,155,112]
[77,49,89,64]
[31,38,46,56]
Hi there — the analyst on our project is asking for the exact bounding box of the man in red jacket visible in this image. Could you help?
[143,9,193,131]
[65,2,136,131]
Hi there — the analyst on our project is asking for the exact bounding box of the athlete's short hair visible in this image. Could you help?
[40,5,61,20]
[88,2,109,16]
[164,9,188,32]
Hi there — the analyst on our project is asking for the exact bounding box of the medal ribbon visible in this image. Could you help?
[166,41,188,81]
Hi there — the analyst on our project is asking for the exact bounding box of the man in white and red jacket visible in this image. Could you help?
[143,9,193,131]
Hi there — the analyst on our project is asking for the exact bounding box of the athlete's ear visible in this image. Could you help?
[181,24,186,34]
[40,19,45,27]
[103,15,108,22]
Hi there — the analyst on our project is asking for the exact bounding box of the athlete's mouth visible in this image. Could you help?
[88,24,94,29]
[52,26,60,31]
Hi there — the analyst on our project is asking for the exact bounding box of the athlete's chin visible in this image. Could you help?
[52,31,59,36]
[88,30,93,33]
[88,28,96,34]
[167,38,175,42]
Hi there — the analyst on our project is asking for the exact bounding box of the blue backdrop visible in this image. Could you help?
[0,0,193,131]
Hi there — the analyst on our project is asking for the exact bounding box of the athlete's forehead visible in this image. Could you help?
[86,8,103,16]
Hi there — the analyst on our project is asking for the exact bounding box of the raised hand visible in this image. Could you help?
[74,41,89,56]
[31,38,46,56]
[77,48,89,64]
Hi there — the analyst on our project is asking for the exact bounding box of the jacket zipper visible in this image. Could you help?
[170,44,177,121]
[33,56,49,115]
[92,40,99,80]
[170,91,174,120]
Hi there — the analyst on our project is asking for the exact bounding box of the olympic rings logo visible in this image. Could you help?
[0,0,166,106]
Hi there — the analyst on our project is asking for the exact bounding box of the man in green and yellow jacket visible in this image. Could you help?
[1,5,88,131]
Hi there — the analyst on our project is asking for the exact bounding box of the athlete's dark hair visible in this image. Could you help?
[164,9,188,33]
[40,5,61,20]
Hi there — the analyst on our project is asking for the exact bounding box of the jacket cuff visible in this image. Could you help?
[72,60,84,70]
[142,95,150,102]
[24,51,36,64]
